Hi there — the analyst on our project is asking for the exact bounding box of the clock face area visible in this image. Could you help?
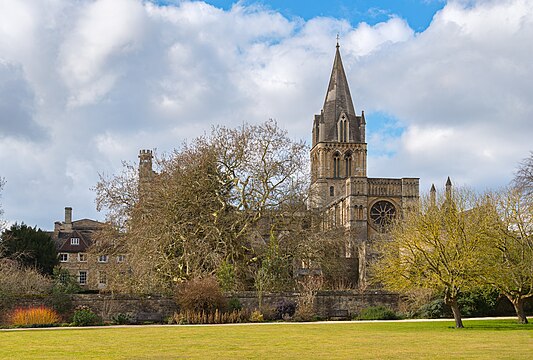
[369,200,396,232]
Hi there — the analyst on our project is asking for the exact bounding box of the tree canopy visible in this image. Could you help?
[480,184,533,323]
[0,222,59,275]
[93,120,334,294]
[372,187,495,328]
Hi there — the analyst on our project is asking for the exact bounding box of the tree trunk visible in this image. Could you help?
[444,295,464,328]
[510,297,528,324]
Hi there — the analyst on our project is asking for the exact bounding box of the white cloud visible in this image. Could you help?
[350,0,533,190]
[0,0,531,229]
[60,0,147,106]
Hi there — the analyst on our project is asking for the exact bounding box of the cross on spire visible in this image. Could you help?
[336,33,340,48]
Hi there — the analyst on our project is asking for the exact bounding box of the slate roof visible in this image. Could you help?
[56,230,94,253]
[314,44,365,143]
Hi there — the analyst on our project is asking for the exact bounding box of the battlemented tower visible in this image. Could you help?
[138,149,155,197]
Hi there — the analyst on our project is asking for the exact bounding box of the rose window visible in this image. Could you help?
[369,201,396,232]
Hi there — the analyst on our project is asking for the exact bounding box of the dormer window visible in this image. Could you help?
[70,237,80,246]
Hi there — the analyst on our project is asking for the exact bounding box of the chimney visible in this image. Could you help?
[64,207,73,231]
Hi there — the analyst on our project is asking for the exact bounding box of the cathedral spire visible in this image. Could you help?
[323,42,356,121]
[313,42,363,143]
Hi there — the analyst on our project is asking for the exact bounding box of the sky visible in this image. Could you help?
[0,0,532,230]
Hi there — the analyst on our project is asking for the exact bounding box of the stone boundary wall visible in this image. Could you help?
[72,294,177,323]
[7,290,399,322]
[231,290,399,319]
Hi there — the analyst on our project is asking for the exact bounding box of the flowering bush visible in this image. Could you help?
[9,306,60,327]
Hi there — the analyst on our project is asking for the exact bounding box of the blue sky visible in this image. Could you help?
[1,0,532,229]
[198,0,445,31]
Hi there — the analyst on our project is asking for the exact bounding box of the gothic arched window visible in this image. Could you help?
[345,151,352,177]
[338,115,348,142]
[333,152,340,178]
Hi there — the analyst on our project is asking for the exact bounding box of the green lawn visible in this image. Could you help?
[0,319,531,359]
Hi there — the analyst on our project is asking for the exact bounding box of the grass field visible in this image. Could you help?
[1,319,531,359]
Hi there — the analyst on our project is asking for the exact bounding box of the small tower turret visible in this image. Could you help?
[445,176,452,200]
[430,184,436,207]
[138,149,154,196]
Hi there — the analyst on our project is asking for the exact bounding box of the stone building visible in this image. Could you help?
[133,43,420,289]
[53,207,116,290]
[309,43,419,286]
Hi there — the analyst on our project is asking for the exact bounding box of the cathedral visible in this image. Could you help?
[310,43,419,286]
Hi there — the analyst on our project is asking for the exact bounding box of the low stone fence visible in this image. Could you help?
[230,290,398,319]
[72,294,177,323]
[6,290,399,322]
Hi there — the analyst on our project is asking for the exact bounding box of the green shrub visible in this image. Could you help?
[357,306,399,320]
[111,313,131,325]
[415,298,450,319]
[228,297,242,312]
[414,289,500,319]
[458,288,499,317]
[216,261,236,292]
[71,306,101,326]
[175,276,227,313]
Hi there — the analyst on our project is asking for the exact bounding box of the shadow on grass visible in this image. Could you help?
[455,319,533,331]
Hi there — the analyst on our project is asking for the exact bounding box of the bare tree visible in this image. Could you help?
[0,177,5,232]
[514,152,533,195]
[93,120,310,294]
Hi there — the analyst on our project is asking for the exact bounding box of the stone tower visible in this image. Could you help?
[138,149,154,197]
[310,43,419,286]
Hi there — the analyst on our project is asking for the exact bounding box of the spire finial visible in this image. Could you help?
[336,33,340,48]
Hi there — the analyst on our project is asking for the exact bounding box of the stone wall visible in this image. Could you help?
[72,294,177,323]
[5,294,177,323]
[230,290,399,319]
[6,290,399,323]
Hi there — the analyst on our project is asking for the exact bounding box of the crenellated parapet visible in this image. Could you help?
[138,149,156,197]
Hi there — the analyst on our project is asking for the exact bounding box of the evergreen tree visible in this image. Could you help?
[0,223,59,275]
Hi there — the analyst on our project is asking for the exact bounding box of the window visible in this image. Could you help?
[333,153,340,178]
[338,115,348,142]
[345,155,352,177]
[330,186,334,196]
[98,272,107,286]
[117,254,126,263]
[98,255,108,263]
[59,253,69,262]
[78,253,87,262]
[78,271,87,285]
[369,200,397,232]
[70,237,80,246]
